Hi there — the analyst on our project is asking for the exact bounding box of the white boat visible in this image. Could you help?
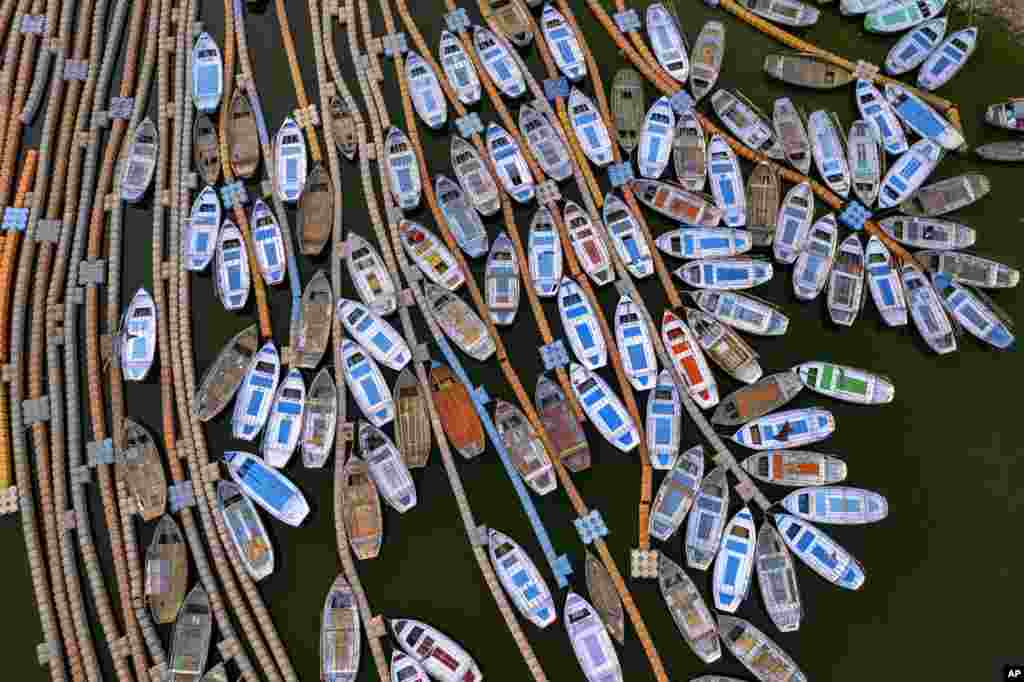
[486,122,535,204]
[261,369,305,468]
[885,17,948,75]
[638,96,675,179]
[673,109,708,191]
[808,110,851,198]
[495,400,558,495]
[473,25,525,98]
[231,342,280,441]
[191,32,223,113]
[796,361,895,404]
[827,234,866,326]
[738,0,819,26]
[302,369,338,468]
[569,362,639,453]
[742,450,847,486]
[274,116,307,202]
[614,294,658,391]
[120,118,158,202]
[782,486,889,525]
[451,136,501,216]
[985,97,1024,130]
[120,288,156,382]
[754,524,802,632]
[399,220,465,291]
[185,185,221,271]
[691,290,789,336]
[902,263,958,354]
[918,27,977,91]
[685,466,728,569]
[774,513,866,589]
[661,310,718,409]
[346,233,397,316]
[649,445,704,539]
[792,214,837,301]
[865,0,946,34]
[435,175,488,259]
[646,370,682,469]
[848,120,882,206]
[485,232,520,326]
[676,257,773,291]
[568,87,614,167]
[341,338,395,427]
[322,576,360,682]
[385,127,422,210]
[731,407,835,450]
[439,30,481,105]
[657,228,750,260]
[773,181,814,264]
[565,201,613,286]
[541,3,586,81]
[215,220,251,311]
[391,619,482,682]
[877,138,943,209]
[528,207,562,297]
[359,421,416,512]
[854,79,908,156]
[488,528,557,628]
[710,89,784,159]
[405,50,447,129]
[658,554,721,663]
[646,3,689,83]
[865,236,908,326]
[717,615,808,681]
[559,279,606,370]
[690,21,725,102]
[390,652,429,682]
[631,178,723,226]
[603,193,653,278]
[713,507,756,613]
[223,450,310,526]
[841,0,892,14]
[707,135,747,227]
[880,215,975,250]
[424,283,496,361]
[916,250,1020,289]
[686,308,762,384]
[933,273,1015,349]
[337,299,411,371]
[519,104,572,182]
[217,480,274,580]
[565,592,623,682]
[772,97,811,173]
[885,83,964,150]
[251,199,286,285]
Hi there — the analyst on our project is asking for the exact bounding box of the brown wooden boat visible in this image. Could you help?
[193,324,259,421]
[746,162,780,230]
[394,367,431,469]
[329,94,358,161]
[193,114,221,186]
[145,514,189,624]
[429,362,485,459]
[120,419,167,521]
[298,163,333,255]
[585,551,625,645]
[341,455,383,560]
[227,88,260,178]
[763,52,854,90]
[711,371,804,426]
[295,270,333,369]
[483,0,534,46]
[534,374,590,472]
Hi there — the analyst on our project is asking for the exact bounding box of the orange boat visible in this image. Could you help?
[429,362,485,459]
[660,310,719,409]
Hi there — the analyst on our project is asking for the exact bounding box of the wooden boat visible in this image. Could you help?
[321,576,360,682]
[866,0,945,33]
[900,173,990,217]
[782,486,889,525]
[405,50,447,129]
[565,200,613,286]
[193,324,258,421]
[603,192,653,278]
[569,362,639,453]
[192,114,220,186]
[746,163,779,231]
[120,420,166,521]
[565,592,624,682]
[632,179,723,226]
[298,163,333,256]
[658,554,721,663]
[360,421,416,512]
[274,116,307,202]
[711,89,784,159]
[731,408,835,450]
[772,97,811,174]
[294,270,333,369]
[217,480,274,580]
[519,104,572,182]
[215,220,250,311]
[185,185,221,271]
[918,26,977,90]
[169,585,212,681]
[489,528,556,627]
[485,232,520,326]
[916,250,1019,289]
[541,3,586,82]
[661,310,718,409]
[886,83,963,150]
[146,515,188,623]
[535,374,590,472]
[302,368,339,467]
[198,663,227,682]
[484,0,533,45]
[808,110,851,198]
[391,619,482,682]
[707,135,747,226]
[346,233,397,316]
[885,16,947,75]
[712,372,803,426]
[614,294,658,391]
[673,109,707,191]
[865,236,908,326]
[741,450,847,486]
[385,127,422,210]
[842,0,891,13]
[657,228,750,260]
[796,361,894,405]
[341,456,383,559]
[337,298,411,371]
[251,200,287,285]
[425,283,495,361]
[933,273,1015,349]
[755,524,802,632]
[341,339,394,427]
[394,367,431,469]
[439,30,481,106]
[559,279,606,370]
[486,122,535,203]
[713,507,756,613]
[528,207,562,297]
[738,0,819,26]
[685,466,729,569]
[584,552,624,644]
[400,220,465,291]
[690,21,725,102]
[848,120,882,206]
[434,175,488,259]
[429,361,485,458]
[774,513,865,589]
[827,234,866,326]
[902,263,958,353]
[231,341,280,441]
[717,615,807,681]
[878,139,943,209]
[646,370,682,469]
[569,87,614,167]
[986,97,1024,130]
[223,451,310,526]
[650,445,704,539]
[646,2,689,83]
[261,369,305,468]
[227,88,260,178]
[120,118,157,202]
[686,308,762,384]
[473,26,526,98]
[120,288,156,382]
[854,79,908,156]
[692,290,789,337]
[328,94,358,161]
[676,257,773,291]
[976,140,1024,162]
[191,32,223,113]
[879,215,975,249]
[638,96,675,179]
[612,68,644,153]
[390,652,429,682]
[451,136,501,216]
[764,52,853,89]
[792,214,838,301]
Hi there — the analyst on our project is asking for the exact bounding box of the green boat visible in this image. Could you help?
[865,0,946,34]
[795,361,895,404]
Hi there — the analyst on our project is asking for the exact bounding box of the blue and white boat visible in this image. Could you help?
[865,235,908,326]
[451,136,500,216]
[782,486,889,525]
[848,120,882,206]
[880,215,975,250]
[485,232,521,326]
[231,342,280,441]
[564,592,623,682]
[646,3,689,83]
[792,214,837,301]
[691,290,789,336]
[713,507,756,613]
[399,220,465,291]
[649,445,704,540]
[886,83,964,150]
[185,186,221,271]
[215,220,250,311]
[773,181,814,264]
[302,369,338,468]
[568,87,614,167]
[518,104,572,182]
[274,117,307,202]
[251,200,286,285]
[614,294,658,391]
[121,119,157,202]
[337,298,411,371]
[657,228,751,260]
[359,421,416,512]
[675,257,773,290]
[223,450,310,526]
[646,370,682,469]
[773,97,812,173]
[774,513,865,590]
[541,3,586,82]
[902,263,957,354]
[191,32,223,113]
[885,16,947,75]
[528,207,562,297]
[559,279,606,370]
[685,466,728,570]
[341,339,394,427]
[918,27,977,91]
[405,50,447,129]
[638,96,675,179]
[731,408,836,450]
[486,123,535,204]
[877,138,943,209]
[569,362,639,453]
[346,233,397,317]
[707,135,747,226]
[854,79,908,156]
[566,201,613,286]
[120,288,156,382]
[473,26,525,98]
[435,175,489,258]
[385,127,421,210]
[603,193,653,278]
[488,528,557,628]
[933,273,1015,349]
[439,30,481,105]
[808,110,851,198]
[261,369,305,468]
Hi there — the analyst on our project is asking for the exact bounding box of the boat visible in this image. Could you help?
[686,308,762,384]
[146,514,188,624]
[400,220,465,290]
[738,0,819,26]
[169,585,212,681]
[673,109,707,191]
[217,480,274,580]
[565,201,613,286]
[328,94,359,161]
[359,421,416,512]
[900,173,990,217]
[885,16,948,75]
[191,32,223,112]
[341,456,383,559]
[294,270,334,369]
[933,274,1015,349]
[391,619,482,682]
[675,257,774,290]
[848,120,882,207]
[193,324,258,421]
[877,138,943,209]
[518,104,572,182]
[657,228,750,260]
[559,279,606,370]
[340,339,394,427]
[808,110,851,198]
[603,193,653,278]
[638,97,675,179]
[120,118,158,202]
[346,233,397,316]
[796,361,894,404]
[489,528,556,627]
[321,576,360,682]
[274,116,307,202]
[764,52,853,89]
[692,290,789,337]
[439,30,481,105]
[527,207,562,297]
[485,232,520,326]
[227,88,260,178]
[792,214,838,301]
[564,592,623,682]
[646,370,682,469]
[214,220,250,311]
[707,135,747,227]
[486,122,535,203]
[775,513,865,589]
[690,21,725,102]
[865,236,908,326]
[827,234,866,326]
[918,26,977,90]
[661,310,718,408]
[385,127,421,210]
[916,250,1020,289]
[732,408,835,451]
[394,367,431,468]
[223,451,310,526]
[866,0,946,33]
[584,552,624,644]
[390,652,429,682]
[405,50,447,129]
[473,25,526,98]
[612,68,644,153]
[903,263,959,353]
[250,200,286,284]
[535,374,590,472]
[451,136,500,216]
[185,186,221,271]
[658,554,721,663]
[854,79,908,156]
[879,215,975,249]
[747,224,777,249]
[541,3,586,81]
[650,445,704,539]
[717,615,807,681]
[193,114,220,186]
[337,298,411,371]
[231,341,280,441]
[976,140,1024,162]
[299,163,333,256]
[302,372,340,466]
[986,97,1024,130]
[782,486,889,525]
[120,288,156,382]
[885,83,964,150]
[842,0,893,13]
[685,466,729,569]
[484,0,533,45]
[755,524,802,632]
[713,507,756,613]
[742,450,847,486]
[614,294,658,391]
[261,369,305,468]
[711,89,784,159]
[772,97,811,174]
[429,361,485,458]
[432,175,489,260]
[120,420,166,521]
[569,362,639,452]
[199,664,227,682]
[646,3,689,83]
[746,163,780,231]
[632,178,722,226]
[424,282,496,361]
[711,372,803,426]
[569,87,614,167]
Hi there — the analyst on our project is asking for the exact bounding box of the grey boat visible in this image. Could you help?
[718,615,807,681]
[193,114,221,186]
[193,324,259,421]
[916,250,1020,289]
[394,367,432,469]
[755,524,803,632]
[746,162,780,231]
[738,0,820,26]
[321,575,361,682]
[711,89,784,159]
[294,270,334,369]
[711,371,803,426]
[302,368,338,468]
[673,108,707,192]
[690,21,726,102]
[899,173,991,217]
[299,163,334,255]
[976,140,1024,162]
[658,554,721,663]
[611,68,644,153]
[764,52,853,89]
[169,585,213,682]
[329,94,359,161]
[120,419,167,522]
[146,514,189,624]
